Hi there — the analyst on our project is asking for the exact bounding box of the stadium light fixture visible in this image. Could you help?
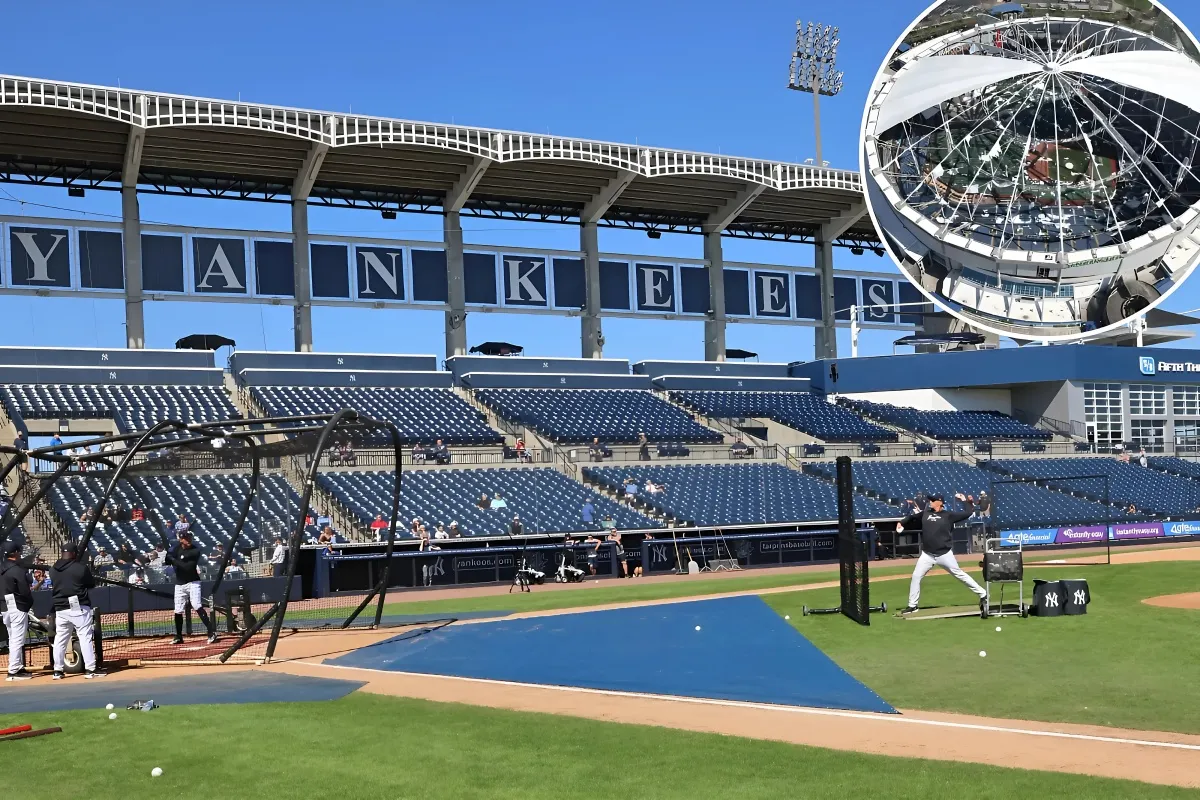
[380,209,396,220]
[788,20,844,167]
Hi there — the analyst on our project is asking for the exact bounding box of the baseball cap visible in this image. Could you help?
[928,493,945,502]
[177,529,193,541]
[2,539,21,555]
[61,541,79,555]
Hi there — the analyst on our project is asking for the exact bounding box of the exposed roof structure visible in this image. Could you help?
[0,74,876,247]
[863,11,1200,339]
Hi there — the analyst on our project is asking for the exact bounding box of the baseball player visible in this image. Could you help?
[166,530,217,645]
[1,539,36,681]
[897,492,987,614]
[48,541,105,679]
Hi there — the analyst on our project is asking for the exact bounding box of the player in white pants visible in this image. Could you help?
[48,541,104,679]
[2,539,37,680]
[898,493,987,614]
[166,531,216,645]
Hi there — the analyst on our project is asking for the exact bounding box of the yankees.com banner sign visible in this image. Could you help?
[0,216,918,328]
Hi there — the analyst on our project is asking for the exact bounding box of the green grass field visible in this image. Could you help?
[2,694,1196,799]
[2,554,1196,798]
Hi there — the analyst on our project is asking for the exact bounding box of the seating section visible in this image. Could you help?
[671,391,896,443]
[476,389,721,445]
[1147,457,1200,482]
[583,464,898,526]
[992,458,1200,516]
[2,384,240,434]
[48,473,308,557]
[840,398,1050,441]
[320,468,657,536]
[252,386,502,446]
[805,460,1134,529]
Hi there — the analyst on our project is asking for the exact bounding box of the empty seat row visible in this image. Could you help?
[991,458,1200,516]
[476,388,722,445]
[583,463,899,527]
[2,384,241,435]
[319,468,658,536]
[839,398,1050,441]
[252,386,502,446]
[672,390,897,443]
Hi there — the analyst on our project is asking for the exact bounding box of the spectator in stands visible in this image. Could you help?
[434,523,449,540]
[30,569,51,591]
[1138,449,1148,468]
[730,438,752,459]
[211,433,226,450]
[174,513,191,537]
[99,506,113,525]
[370,514,388,538]
[600,515,616,531]
[270,537,286,578]
[50,434,62,449]
[644,479,664,495]
[114,542,140,575]
[93,547,113,571]
[449,521,464,538]
[476,493,490,510]
[584,533,602,575]
[514,438,531,462]
[491,492,508,510]
[225,558,247,581]
[79,507,93,524]
[334,441,356,467]
[131,506,145,522]
[510,516,524,536]
[111,503,129,523]
[409,517,422,536]
[434,439,451,465]
[320,525,336,545]
[608,530,628,578]
[623,478,639,500]
[13,432,27,471]
[638,432,650,462]
[128,566,147,587]
[148,545,166,569]
[1127,503,1138,515]
[581,500,596,530]
[589,437,606,462]
[417,527,437,551]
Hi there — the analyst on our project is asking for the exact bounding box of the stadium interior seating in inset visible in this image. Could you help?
[839,398,1050,441]
[670,390,896,443]
[320,467,659,537]
[475,388,722,445]
[251,386,502,446]
[2,384,242,435]
[583,463,898,527]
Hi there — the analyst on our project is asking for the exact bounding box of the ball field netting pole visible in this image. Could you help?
[989,473,1112,566]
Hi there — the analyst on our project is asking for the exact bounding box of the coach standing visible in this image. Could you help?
[167,531,217,645]
[1,540,35,680]
[49,542,105,680]
[897,493,987,615]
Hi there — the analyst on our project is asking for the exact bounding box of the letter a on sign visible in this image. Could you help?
[197,244,245,290]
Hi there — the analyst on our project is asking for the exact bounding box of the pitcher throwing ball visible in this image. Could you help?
[167,531,217,645]
[898,493,987,615]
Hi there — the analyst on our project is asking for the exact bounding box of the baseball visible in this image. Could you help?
[995,626,1002,632]
[694,625,701,631]
[784,615,790,620]
[151,768,163,778]
[108,712,117,720]
[979,650,987,657]
[105,703,114,710]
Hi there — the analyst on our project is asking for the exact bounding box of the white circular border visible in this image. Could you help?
[858,0,1200,343]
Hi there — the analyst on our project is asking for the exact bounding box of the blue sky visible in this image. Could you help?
[2,0,1199,363]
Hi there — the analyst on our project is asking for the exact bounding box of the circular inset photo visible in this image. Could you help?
[861,0,1200,340]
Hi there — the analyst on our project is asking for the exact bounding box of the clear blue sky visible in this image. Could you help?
[2,0,1199,362]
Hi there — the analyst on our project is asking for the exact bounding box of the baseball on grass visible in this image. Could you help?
[995,626,1002,632]
[105,703,114,710]
[784,615,790,620]
[151,768,163,778]
[979,650,987,657]
[108,712,117,720]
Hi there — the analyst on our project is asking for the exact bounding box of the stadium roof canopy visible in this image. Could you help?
[0,74,877,248]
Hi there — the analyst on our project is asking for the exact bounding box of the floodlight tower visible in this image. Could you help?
[788,20,844,167]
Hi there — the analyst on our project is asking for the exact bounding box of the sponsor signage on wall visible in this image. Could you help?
[1000,521,1186,546]
[0,216,915,328]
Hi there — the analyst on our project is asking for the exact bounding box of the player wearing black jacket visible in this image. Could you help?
[897,493,987,615]
[166,531,216,645]
[48,541,105,679]
[1,540,36,680]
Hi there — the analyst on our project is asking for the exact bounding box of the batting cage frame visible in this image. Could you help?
[0,408,404,669]
[989,473,1112,566]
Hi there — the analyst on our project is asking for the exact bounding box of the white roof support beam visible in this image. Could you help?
[580,168,637,224]
[122,96,146,188]
[293,138,330,202]
[703,182,767,233]
[444,134,500,213]
[820,201,867,240]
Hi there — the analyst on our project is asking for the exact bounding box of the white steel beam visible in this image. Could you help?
[703,182,767,233]
[579,168,637,224]
[820,201,867,240]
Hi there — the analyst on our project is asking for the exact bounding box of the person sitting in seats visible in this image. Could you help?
[448,521,464,538]
[433,439,451,465]
[509,515,524,536]
[490,492,508,510]
[412,444,428,464]
[334,441,356,467]
[588,437,607,463]
[623,478,639,501]
[370,514,388,538]
[434,523,450,540]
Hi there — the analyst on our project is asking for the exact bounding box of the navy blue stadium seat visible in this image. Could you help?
[806,460,1134,530]
[840,398,1050,441]
[2,384,240,435]
[251,386,502,446]
[319,468,657,536]
[991,458,1200,516]
[671,391,895,443]
[583,463,898,526]
[476,389,721,445]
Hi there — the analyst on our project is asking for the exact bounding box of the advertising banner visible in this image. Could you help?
[999,529,1057,546]
[1053,526,1107,545]
[1109,522,1165,540]
[1164,520,1200,537]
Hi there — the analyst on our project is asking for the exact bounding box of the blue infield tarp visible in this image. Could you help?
[329,595,895,714]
